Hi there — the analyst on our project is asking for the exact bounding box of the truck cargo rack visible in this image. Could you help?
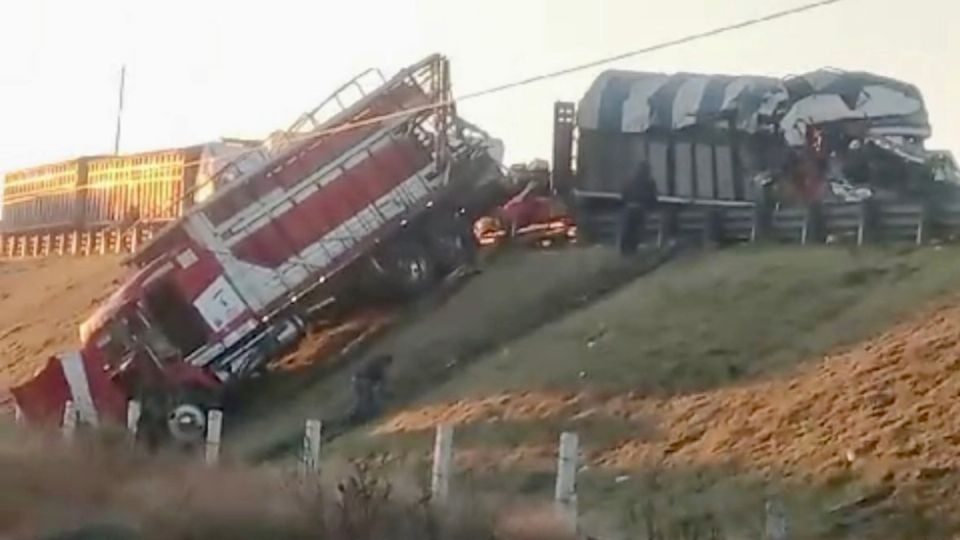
[209,55,448,193]
[130,55,454,266]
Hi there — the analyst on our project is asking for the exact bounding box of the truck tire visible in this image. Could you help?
[427,221,477,274]
[166,386,220,448]
[374,240,437,298]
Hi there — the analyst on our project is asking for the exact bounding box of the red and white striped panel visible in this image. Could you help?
[11,351,127,427]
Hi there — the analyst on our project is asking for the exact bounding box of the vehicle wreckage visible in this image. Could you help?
[11,54,518,444]
[10,60,958,445]
[564,68,959,206]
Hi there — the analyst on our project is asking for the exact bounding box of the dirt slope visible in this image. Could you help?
[340,246,960,538]
[228,245,671,459]
[0,256,125,403]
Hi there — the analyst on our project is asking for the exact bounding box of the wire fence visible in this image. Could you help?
[37,400,793,539]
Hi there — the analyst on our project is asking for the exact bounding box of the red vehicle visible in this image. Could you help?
[13,54,507,443]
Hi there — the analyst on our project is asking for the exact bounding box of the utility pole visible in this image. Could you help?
[114,65,126,155]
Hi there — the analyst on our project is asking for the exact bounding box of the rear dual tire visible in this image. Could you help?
[372,221,476,299]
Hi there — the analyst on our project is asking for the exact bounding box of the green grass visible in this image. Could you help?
[321,244,960,539]
[229,244,671,460]
[433,245,960,398]
[323,246,960,455]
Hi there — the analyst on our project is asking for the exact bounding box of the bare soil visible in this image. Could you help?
[8,244,960,538]
[0,256,126,408]
[227,244,671,460]
[335,245,960,539]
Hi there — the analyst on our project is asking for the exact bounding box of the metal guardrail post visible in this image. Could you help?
[801,203,824,245]
[752,198,773,243]
[96,230,107,255]
[657,207,678,249]
[857,199,876,246]
[703,207,723,245]
[917,199,934,245]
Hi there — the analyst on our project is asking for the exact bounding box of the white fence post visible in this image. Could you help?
[205,410,223,466]
[765,498,787,540]
[126,400,141,440]
[554,431,579,532]
[301,419,322,476]
[62,400,77,442]
[431,424,454,503]
[14,405,24,426]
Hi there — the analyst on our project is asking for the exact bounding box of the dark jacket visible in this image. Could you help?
[623,164,659,209]
[355,355,392,385]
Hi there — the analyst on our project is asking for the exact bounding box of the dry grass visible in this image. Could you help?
[0,426,581,540]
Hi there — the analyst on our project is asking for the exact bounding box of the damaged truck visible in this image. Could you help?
[555,67,960,223]
[12,54,508,444]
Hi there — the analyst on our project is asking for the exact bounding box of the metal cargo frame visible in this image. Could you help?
[573,127,750,202]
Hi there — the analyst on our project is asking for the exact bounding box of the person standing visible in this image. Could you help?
[349,354,393,424]
[618,162,659,255]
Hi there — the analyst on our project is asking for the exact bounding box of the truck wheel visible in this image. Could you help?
[166,387,219,447]
[374,240,436,298]
[428,223,477,274]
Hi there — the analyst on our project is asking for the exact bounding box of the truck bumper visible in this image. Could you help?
[11,351,127,427]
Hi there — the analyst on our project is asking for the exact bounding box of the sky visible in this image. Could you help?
[0,0,957,176]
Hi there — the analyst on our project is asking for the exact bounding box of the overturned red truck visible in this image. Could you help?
[13,55,507,443]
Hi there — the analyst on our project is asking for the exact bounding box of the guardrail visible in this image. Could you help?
[0,223,163,258]
[577,198,960,248]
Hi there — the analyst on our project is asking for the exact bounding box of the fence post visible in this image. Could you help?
[431,424,454,503]
[82,232,92,256]
[205,410,223,466]
[765,498,787,540]
[554,431,579,532]
[301,419,322,476]
[62,400,78,442]
[126,400,141,440]
[128,229,136,254]
[14,404,24,426]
